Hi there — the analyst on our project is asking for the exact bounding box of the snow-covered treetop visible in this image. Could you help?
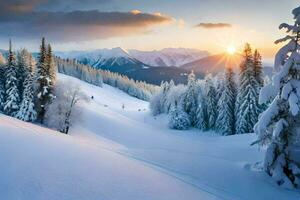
[293,5,300,24]
[274,5,300,71]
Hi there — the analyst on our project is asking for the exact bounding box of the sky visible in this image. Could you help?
[0,0,299,60]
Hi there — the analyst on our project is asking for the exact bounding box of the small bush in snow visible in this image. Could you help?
[168,101,190,130]
[45,81,88,134]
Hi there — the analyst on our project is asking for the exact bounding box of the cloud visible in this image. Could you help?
[196,23,232,29]
[0,1,172,42]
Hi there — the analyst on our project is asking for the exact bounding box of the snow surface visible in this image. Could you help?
[0,74,300,200]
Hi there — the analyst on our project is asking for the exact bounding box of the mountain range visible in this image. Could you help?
[55,47,247,85]
[0,47,271,85]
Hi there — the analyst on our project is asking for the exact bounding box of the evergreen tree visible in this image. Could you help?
[3,40,20,116]
[47,44,56,86]
[160,81,171,113]
[168,100,190,130]
[236,43,260,134]
[17,49,29,100]
[35,38,54,123]
[0,56,6,112]
[216,67,237,135]
[16,54,37,122]
[253,49,264,87]
[195,95,208,131]
[205,76,218,130]
[254,5,300,187]
[182,71,198,125]
[165,79,175,113]
[215,73,225,100]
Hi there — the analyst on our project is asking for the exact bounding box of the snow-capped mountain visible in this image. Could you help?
[56,47,149,73]
[128,48,209,67]
[55,47,208,69]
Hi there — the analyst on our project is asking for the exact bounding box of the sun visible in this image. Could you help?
[226,45,236,55]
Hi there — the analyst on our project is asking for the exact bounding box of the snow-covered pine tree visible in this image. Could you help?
[195,96,208,131]
[182,71,198,125]
[17,49,29,100]
[160,81,171,113]
[3,40,20,116]
[215,73,225,101]
[36,38,54,123]
[16,54,37,122]
[168,100,190,130]
[236,43,260,134]
[205,75,218,130]
[254,5,300,188]
[47,44,56,86]
[165,79,175,113]
[253,49,264,87]
[0,57,6,112]
[216,67,237,135]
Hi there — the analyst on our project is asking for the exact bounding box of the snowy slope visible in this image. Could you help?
[0,74,299,200]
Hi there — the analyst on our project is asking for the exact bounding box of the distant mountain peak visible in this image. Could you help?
[128,48,209,67]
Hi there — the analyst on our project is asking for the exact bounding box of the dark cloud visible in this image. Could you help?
[196,22,232,29]
[0,0,172,42]
[0,0,44,13]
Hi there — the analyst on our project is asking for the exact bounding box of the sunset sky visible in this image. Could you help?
[1,0,299,60]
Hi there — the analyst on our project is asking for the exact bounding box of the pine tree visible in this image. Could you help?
[205,76,218,130]
[17,49,29,100]
[195,96,208,131]
[253,49,264,87]
[182,71,198,125]
[35,38,54,123]
[168,100,190,130]
[216,67,237,135]
[254,5,300,188]
[3,40,20,116]
[16,54,37,122]
[47,44,56,86]
[236,44,260,134]
[165,79,175,113]
[160,81,171,113]
[0,55,6,112]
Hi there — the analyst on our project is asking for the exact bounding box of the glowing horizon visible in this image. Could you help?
[0,0,298,62]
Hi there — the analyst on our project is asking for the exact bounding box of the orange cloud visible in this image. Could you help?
[196,23,232,29]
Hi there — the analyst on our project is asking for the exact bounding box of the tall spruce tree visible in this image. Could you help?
[195,95,208,131]
[253,49,264,87]
[182,71,198,125]
[205,76,218,130]
[16,54,37,122]
[17,49,29,100]
[36,38,54,123]
[236,44,260,134]
[254,5,300,187]
[47,44,56,86]
[0,57,6,112]
[216,67,237,135]
[3,40,20,116]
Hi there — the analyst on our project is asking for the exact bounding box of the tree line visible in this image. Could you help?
[0,38,55,123]
[0,38,86,134]
[56,57,159,101]
[150,43,265,135]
